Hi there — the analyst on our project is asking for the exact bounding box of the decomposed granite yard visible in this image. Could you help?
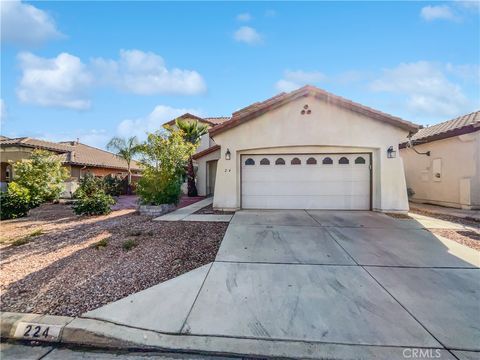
[0,203,228,316]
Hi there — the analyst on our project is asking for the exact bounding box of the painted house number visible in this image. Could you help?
[14,322,62,341]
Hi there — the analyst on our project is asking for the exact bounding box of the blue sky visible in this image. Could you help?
[1,1,479,148]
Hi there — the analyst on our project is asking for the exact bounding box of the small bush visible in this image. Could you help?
[72,192,115,216]
[128,229,142,236]
[12,237,31,246]
[122,239,137,251]
[0,183,32,220]
[137,170,182,206]
[11,228,44,246]
[91,238,108,249]
[73,174,105,199]
[103,174,123,196]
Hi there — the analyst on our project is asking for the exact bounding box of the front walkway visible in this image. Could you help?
[80,210,479,359]
[154,197,233,222]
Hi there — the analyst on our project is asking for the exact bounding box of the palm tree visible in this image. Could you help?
[106,136,141,195]
[175,118,208,197]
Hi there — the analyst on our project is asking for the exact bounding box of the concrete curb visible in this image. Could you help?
[0,312,458,360]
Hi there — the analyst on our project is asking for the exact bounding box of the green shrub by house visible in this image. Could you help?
[136,128,194,206]
[72,174,115,216]
[0,183,32,220]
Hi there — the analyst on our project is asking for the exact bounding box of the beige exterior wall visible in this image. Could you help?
[210,95,411,212]
[400,131,479,209]
[195,148,221,196]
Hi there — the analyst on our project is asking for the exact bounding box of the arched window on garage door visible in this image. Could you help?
[291,157,301,165]
[306,157,317,165]
[275,158,285,165]
[355,156,366,164]
[245,158,255,165]
[322,157,333,165]
[339,157,349,164]
[260,158,270,165]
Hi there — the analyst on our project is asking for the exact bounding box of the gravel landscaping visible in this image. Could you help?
[0,204,228,317]
[409,208,480,251]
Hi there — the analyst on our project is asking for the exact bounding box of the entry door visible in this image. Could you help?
[207,160,218,196]
[241,154,370,210]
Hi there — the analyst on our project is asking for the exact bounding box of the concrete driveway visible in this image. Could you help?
[85,210,479,359]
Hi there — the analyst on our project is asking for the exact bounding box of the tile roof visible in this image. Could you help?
[408,110,480,143]
[164,113,230,127]
[210,85,419,136]
[0,137,141,171]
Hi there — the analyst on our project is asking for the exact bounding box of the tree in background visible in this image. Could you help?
[137,128,194,205]
[174,118,208,197]
[106,136,141,194]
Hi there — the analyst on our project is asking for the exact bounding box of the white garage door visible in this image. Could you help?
[241,154,370,210]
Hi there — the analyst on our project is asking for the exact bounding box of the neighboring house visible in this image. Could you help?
[400,111,480,210]
[179,85,420,212]
[0,137,142,196]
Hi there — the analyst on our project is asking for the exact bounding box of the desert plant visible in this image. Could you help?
[137,129,194,206]
[0,182,33,220]
[10,150,69,207]
[11,228,44,246]
[73,173,105,198]
[122,239,137,251]
[91,238,108,250]
[106,136,141,194]
[72,192,115,216]
[174,118,208,197]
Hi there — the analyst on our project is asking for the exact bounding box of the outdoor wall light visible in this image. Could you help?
[225,148,231,160]
[387,146,397,158]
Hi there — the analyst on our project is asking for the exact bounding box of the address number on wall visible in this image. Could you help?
[14,322,62,341]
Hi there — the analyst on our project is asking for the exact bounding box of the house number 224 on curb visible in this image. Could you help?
[14,322,62,341]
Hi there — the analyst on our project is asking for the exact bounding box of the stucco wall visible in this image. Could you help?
[400,131,479,209]
[211,95,411,212]
[195,148,221,196]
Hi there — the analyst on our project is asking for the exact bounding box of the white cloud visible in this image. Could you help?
[117,105,200,140]
[236,13,252,22]
[233,26,262,45]
[370,61,472,118]
[17,52,93,110]
[1,0,63,46]
[420,5,457,21]
[92,49,206,95]
[275,70,326,92]
[446,63,480,82]
[0,99,6,122]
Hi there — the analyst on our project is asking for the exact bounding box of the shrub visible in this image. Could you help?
[91,238,108,250]
[0,183,32,220]
[11,228,44,246]
[103,174,123,196]
[122,239,137,251]
[11,150,68,206]
[136,168,182,205]
[72,192,115,216]
[73,173,105,199]
[137,129,193,206]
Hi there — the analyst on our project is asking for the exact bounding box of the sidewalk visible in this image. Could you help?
[409,202,480,222]
[154,198,232,222]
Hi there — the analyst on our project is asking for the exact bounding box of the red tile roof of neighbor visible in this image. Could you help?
[164,113,230,127]
[209,85,420,136]
[0,137,142,171]
[401,110,480,146]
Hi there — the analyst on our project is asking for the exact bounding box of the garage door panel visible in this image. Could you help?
[242,168,369,182]
[242,195,370,210]
[241,153,371,210]
[242,180,370,196]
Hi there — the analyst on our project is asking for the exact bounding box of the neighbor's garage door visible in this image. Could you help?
[241,154,370,210]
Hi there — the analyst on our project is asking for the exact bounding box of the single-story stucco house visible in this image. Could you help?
[400,110,479,210]
[169,85,420,212]
[0,137,142,197]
